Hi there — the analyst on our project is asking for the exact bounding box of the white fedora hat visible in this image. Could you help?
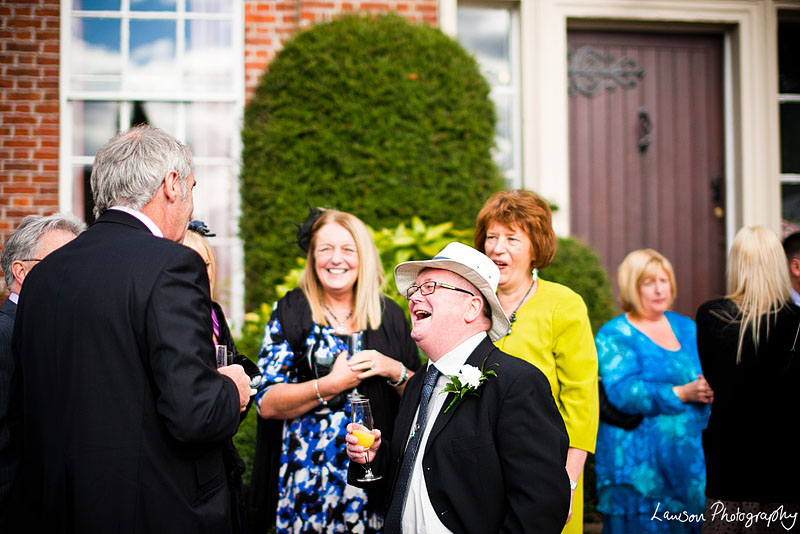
[394,242,510,342]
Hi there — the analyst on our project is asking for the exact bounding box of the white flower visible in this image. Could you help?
[441,359,498,413]
[457,364,483,388]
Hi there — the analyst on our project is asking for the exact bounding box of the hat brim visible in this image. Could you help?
[395,259,510,342]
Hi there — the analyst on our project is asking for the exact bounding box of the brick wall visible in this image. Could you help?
[0,0,61,294]
[244,0,438,102]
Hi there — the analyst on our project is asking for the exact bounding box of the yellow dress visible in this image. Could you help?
[494,278,599,534]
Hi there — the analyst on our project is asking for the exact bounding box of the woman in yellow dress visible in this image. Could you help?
[475,190,599,534]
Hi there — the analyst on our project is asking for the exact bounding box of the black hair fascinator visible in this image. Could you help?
[294,207,326,253]
[187,220,216,237]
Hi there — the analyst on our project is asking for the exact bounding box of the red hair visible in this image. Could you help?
[474,189,557,270]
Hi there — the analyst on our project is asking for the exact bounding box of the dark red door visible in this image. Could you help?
[568,31,726,318]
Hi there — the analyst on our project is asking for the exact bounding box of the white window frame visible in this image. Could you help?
[447,0,523,189]
[777,8,800,233]
[59,0,247,330]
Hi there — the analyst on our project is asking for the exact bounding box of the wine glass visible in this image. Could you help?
[350,398,382,482]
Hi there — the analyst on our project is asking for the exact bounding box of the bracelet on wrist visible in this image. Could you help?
[386,362,409,387]
[313,379,327,406]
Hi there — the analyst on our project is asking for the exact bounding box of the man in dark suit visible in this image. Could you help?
[347,242,570,533]
[0,213,84,529]
[12,125,253,533]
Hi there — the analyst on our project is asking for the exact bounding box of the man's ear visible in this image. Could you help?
[791,258,800,279]
[11,260,28,290]
[463,295,485,324]
[162,170,182,203]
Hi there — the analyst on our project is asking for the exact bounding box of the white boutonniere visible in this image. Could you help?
[440,359,497,413]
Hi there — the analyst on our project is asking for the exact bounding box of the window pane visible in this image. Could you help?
[185,19,234,93]
[458,4,519,187]
[191,165,238,305]
[779,20,800,94]
[71,17,122,90]
[71,101,121,156]
[782,183,800,235]
[73,0,120,9]
[72,164,94,224]
[124,101,179,135]
[186,103,235,157]
[129,19,177,89]
[457,7,512,87]
[492,93,513,172]
[131,0,176,11]
[187,0,232,13]
[781,102,800,174]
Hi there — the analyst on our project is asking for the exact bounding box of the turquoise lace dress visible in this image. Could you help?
[594,312,709,534]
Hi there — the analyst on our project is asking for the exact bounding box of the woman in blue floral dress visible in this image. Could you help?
[595,249,713,533]
[252,209,421,533]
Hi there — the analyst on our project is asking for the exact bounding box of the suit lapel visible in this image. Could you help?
[424,337,496,453]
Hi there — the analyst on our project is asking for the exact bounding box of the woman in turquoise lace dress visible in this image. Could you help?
[595,249,713,533]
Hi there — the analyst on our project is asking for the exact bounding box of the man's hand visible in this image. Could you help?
[345,422,381,464]
[218,364,256,412]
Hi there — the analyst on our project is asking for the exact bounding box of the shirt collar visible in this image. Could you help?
[110,206,163,237]
[8,292,19,305]
[429,331,487,377]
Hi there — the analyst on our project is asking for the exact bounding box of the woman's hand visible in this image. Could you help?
[319,350,363,395]
[673,374,714,404]
[348,349,402,381]
[345,422,381,464]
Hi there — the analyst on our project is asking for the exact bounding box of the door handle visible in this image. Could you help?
[637,107,652,154]
[711,175,725,218]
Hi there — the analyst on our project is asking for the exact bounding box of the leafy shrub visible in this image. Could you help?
[542,236,618,334]
[240,13,502,309]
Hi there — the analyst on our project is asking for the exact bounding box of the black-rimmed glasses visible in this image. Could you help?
[405,281,475,300]
[18,258,42,262]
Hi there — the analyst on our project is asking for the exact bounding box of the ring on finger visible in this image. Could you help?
[369,360,374,370]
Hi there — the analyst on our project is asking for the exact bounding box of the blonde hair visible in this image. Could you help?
[617,249,677,317]
[298,210,384,331]
[726,225,791,362]
[183,230,216,296]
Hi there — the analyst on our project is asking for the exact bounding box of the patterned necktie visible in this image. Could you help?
[384,364,441,534]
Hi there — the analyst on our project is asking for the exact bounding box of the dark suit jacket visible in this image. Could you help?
[351,336,571,534]
[0,297,20,525]
[12,210,242,533]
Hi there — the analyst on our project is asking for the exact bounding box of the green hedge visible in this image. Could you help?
[240,13,503,309]
[542,236,618,334]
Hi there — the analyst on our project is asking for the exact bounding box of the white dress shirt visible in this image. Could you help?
[8,293,18,305]
[109,205,163,237]
[402,331,487,534]
[791,287,800,307]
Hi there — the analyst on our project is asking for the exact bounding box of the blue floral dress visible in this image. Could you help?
[594,312,709,534]
[256,316,382,534]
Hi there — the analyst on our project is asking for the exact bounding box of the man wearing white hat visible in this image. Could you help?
[347,242,570,534]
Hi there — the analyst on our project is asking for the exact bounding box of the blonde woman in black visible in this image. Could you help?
[696,226,800,532]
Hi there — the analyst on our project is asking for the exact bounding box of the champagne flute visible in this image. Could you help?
[350,398,382,482]
[347,333,363,400]
[215,344,229,368]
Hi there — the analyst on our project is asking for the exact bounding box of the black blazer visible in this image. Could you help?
[696,298,800,503]
[351,336,571,534]
[0,297,20,527]
[12,210,242,533]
